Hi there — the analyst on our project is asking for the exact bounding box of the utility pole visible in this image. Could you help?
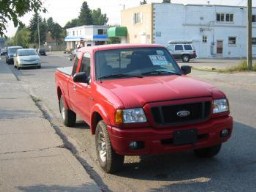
[247,0,252,70]
[37,14,41,49]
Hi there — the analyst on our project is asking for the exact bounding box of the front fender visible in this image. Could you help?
[90,103,114,134]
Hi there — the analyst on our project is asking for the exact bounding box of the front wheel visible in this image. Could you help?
[95,120,124,173]
[194,144,222,158]
[182,55,190,62]
[59,95,76,127]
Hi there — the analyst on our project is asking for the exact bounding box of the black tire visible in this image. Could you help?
[59,95,76,127]
[95,120,124,173]
[194,144,222,158]
[182,55,190,62]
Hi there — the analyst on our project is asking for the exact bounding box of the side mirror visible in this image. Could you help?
[181,65,192,75]
[73,72,89,84]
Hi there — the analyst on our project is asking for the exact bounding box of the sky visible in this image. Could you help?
[5,0,253,37]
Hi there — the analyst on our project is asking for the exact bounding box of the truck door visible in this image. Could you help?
[70,52,92,123]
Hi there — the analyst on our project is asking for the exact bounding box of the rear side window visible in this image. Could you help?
[184,45,193,50]
[175,45,183,51]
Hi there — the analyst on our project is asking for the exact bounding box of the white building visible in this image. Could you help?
[121,3,256,58]
[65,25,109,51]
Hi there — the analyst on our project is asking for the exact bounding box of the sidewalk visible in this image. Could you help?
[0,59,100,191]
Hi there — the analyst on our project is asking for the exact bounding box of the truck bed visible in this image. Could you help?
[56,67,72,76]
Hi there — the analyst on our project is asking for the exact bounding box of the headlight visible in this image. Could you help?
[213,99,229,114]
[115,108,147,124]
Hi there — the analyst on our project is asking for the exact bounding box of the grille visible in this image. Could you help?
[151,101,211,125]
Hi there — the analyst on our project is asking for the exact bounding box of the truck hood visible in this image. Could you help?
[100,75,217,107]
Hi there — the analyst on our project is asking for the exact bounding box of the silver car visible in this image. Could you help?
[14,48,41,69]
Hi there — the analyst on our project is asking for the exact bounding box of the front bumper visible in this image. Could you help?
[108,116,233,156]
[18,62,41,68]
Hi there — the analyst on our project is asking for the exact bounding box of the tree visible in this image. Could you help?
[28,12,47,47]
[64,1,109,28]
[78,1,93,25]
[47,18,63,43]
[91,9,108,25]
[64,19,79,29]
[0,0,46,36]
[14,27,31,47]
[28,12,41,44]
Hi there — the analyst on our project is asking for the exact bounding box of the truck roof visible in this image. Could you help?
[78,44,165,53]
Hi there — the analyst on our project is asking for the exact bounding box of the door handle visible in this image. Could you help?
[73,85,76,91]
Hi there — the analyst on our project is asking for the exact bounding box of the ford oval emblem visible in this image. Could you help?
[177,110,190,117]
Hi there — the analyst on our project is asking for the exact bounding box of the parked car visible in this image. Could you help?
[14,48,41,69]
[0,47,7,56]
[6,46,23,64]
[167,41,197,62]
[38,48,46,56]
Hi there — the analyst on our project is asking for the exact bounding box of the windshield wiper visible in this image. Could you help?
[99,73,143,79]
[142,70,181,76]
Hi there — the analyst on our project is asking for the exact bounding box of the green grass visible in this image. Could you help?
[194,60,256,73]
[219,60,256,73]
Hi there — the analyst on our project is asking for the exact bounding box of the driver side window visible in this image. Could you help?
[80,53,91,79]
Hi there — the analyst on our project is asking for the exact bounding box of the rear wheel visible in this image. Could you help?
[182,54,190,62]
[194,144,222,158]
[59,95,76,127]
[95,120,124,173]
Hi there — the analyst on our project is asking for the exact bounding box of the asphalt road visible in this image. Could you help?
[4,53,256,192]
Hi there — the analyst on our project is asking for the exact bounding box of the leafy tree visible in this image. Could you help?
[0,0,46,36]
[38,21,48,46]
[28,12,47,47]
[14,27,31,47]
[64,19,79,29]
[28,12,40,44]
[47,17,63,42]
[46,17,55,30]
[78,1,93,25]
[64,1,109,28]
[91,8,108,25]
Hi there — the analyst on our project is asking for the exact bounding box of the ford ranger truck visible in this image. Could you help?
[55,44,233,173]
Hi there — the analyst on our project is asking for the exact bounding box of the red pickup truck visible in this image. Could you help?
[55,44,233,173]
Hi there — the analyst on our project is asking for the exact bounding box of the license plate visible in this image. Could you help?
[173,129,197,145]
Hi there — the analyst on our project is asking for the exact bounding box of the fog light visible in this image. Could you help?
[220,129,229,137]
[129,141,144,150]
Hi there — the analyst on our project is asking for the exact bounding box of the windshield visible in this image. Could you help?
[9,47,22,54]
[17,49,37,56]
[95,47,181,80]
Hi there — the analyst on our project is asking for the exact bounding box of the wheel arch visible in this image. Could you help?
[91,104,111,135]
[57,86,62,101]
[57,87,69,112]
[91,112,103,135]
